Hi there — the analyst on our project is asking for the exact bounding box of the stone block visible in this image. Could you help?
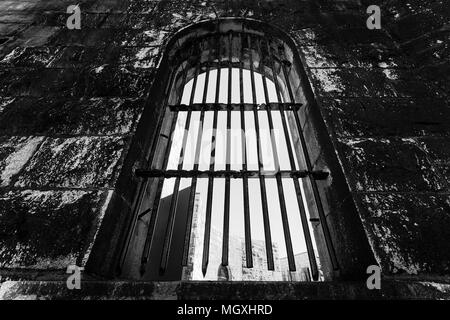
[309,67,445,99]
[320,97,450,138]
[0,189,110,269]
[358,192,450,274]
[0,67,83,97]
[81,65,155,97]
[338,138,445,192]
[15,136,127,188]
[0,46,62,68]
[0,136,43,187]
[0,97,144,135]
[300,44,413,69]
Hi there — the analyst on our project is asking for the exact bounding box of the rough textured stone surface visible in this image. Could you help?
[321,97,450,139]
[0,190,110,269]
[15,136,127,188]
[338,138,446,192]
[359,193,450,274]
[0,280,449,300]
[0,0,448,298]
[0,97,144,136]
[0,136,43,187]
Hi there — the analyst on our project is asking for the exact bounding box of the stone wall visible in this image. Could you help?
[0,0,448,288]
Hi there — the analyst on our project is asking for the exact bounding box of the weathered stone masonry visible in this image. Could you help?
[0,0,449,298]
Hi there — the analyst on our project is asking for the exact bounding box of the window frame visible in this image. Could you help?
[85,18,377,282]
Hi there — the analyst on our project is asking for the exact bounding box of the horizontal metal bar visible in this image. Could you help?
[135,169,329,179]
[137,207,152,220]
[169,103,303,112]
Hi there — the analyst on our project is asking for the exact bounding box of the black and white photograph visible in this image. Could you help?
[0,0,448,309]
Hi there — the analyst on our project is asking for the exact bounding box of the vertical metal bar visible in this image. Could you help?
[140,61,189,274]
[202,34,221,276]
[182,109,205,266]
[140,110,179,274]
[202,109,218,276]
[248,35,257,105]
[159,109,192,274]
[266,112,296,272]
[159,62,198,274]
[291,174,320,279]
[182,37,212,266]
[201,38,212,104]
[240,33,253,268]
[280,45,339,271]
[248,34,274,271]
[259,37,296,272]
[119,67,176,271]
[266,39,319,279]
[267,40,283,105]
[189,67,199,106]
[221,32,232,267]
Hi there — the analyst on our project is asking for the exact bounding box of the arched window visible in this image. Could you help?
[119,20,339,282]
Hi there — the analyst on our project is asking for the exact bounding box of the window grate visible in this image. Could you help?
[125,31,338,282]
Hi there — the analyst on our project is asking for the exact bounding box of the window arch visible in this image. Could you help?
[118,19,341,282]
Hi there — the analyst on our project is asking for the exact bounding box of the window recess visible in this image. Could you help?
[120,31,338,282]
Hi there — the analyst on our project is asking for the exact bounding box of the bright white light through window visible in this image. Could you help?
[158,66,322,282]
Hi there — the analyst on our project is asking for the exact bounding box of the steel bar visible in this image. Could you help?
[221,32,233,267]
[269,39,320,277]
[259,38,296,272]
[119,67,177,271]
[240,33,253,268]
[201,109,218,276]
[278,106,319,278]
[159,70,197,274]
[135,32,337,281]
[140,110,180,274]
[156,60,194,274]
[248,35,274,271]
[182,38,212,266]
[139,56,191,275]
[182,109,205,266]
[159,111,193,274]
[202,34,221,276]
[279,45,339,271]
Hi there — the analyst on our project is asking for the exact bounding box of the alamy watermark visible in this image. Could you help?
[66,265,84,290]
[366,5,381,30]
[66,4,81,30]
[166,126,290,172]
[66,5,381,31]
[366,265,381,290]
